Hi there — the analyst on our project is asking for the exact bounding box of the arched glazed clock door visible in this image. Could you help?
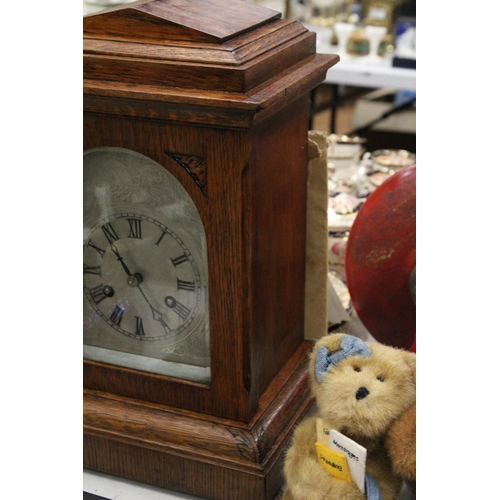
[83,147,210,383]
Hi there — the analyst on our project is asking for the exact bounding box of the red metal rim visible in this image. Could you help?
[345,164,416,349]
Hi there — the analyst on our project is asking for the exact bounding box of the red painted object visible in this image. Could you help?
[345,164,416,350]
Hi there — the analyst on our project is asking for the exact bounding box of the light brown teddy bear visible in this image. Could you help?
[283,333,416,500]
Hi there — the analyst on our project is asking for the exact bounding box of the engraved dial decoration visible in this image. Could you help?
[83,148,210,382]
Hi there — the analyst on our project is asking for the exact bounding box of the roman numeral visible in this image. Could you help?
[110,306,124,326]
[135,316,145,336]
[101,223,119,244]
[155,230,167,246]
[172,301,191,321]
[177,279,195,292]
[165,296,191,321]
[127,218,142,239]
[89,284,107,305]
[87,239,105,257]
[171,254,188,267]
[83,263,101,276]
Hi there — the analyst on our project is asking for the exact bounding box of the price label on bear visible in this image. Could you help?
[316,418,331,447]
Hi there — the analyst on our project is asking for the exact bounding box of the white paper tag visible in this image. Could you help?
[329,429,367,494]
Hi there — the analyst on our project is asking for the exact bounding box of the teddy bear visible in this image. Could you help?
[283,333,416,500]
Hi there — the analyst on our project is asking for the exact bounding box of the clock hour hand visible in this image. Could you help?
[110,242,143,286]
[136,284,172,332]
[110,242,133,276]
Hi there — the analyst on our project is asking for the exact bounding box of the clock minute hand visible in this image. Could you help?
[136,284,172,332]
[108,242,169,330]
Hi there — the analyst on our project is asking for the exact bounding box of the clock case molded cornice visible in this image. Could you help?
[83,0,339,125]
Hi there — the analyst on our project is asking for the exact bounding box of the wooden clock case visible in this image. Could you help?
[83,1,338,498]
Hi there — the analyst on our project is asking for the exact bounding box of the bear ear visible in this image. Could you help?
[313,334,372,383]
[402,350,416,383]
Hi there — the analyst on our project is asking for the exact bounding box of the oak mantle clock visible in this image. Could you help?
[83,1,338,498]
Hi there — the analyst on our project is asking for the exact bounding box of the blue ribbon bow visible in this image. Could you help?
[315,335,372,383]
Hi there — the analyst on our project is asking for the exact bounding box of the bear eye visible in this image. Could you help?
[353,366,361,372]
[377,375,385,382]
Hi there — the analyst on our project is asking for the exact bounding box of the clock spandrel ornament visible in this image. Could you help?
[83,1,338,499]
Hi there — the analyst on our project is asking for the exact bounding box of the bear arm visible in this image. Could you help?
[385,403,416,482]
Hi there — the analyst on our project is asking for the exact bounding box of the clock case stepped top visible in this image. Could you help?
[83,0,339,125]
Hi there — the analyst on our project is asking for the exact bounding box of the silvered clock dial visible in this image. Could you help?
[83,147,210,383]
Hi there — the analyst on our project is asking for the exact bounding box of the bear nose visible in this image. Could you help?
[356,387,370,400]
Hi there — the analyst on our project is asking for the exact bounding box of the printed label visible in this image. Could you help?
[316,418,331,447]
[315,442,352,482]
[329,428,367,493]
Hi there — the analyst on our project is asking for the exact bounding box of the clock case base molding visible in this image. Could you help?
[84,342,313,500]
